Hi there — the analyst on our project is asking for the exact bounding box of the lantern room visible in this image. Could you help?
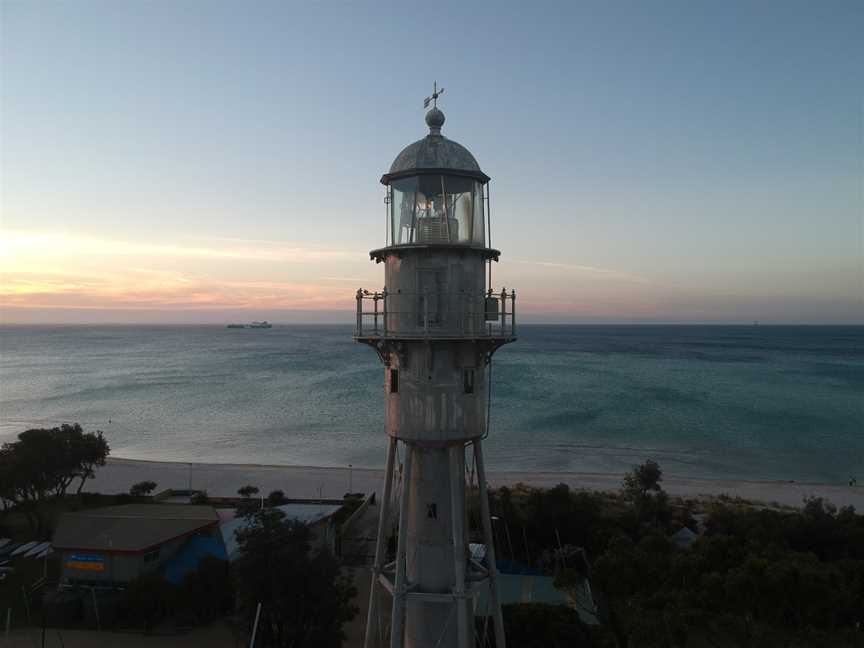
[381,106,491,248]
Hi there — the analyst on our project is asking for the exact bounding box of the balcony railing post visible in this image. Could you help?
[500,288,507,335]
[356,289,363,336]
[373,294,379,335]
[511,290,517,336]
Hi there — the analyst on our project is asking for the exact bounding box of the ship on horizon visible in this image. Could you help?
[226,321,272,329]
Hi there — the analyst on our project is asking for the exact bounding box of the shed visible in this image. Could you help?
[53,504,219,586]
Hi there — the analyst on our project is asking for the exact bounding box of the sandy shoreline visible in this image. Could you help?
[87,457,864,510]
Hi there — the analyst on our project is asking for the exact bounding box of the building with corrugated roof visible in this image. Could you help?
[53,504,219,587]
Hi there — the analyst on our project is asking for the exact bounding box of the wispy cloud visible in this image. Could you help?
[0,230,362,310]
[0,231,359,264]
[0,271,353,310]
[512,259,652,284]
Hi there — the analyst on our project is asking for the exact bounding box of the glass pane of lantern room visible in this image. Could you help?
[391,177,419,244]
[414,175,452,243]
[446,175,476,244]
[392,175,485,245]
[473,181,486,246]
[413,175,481,244]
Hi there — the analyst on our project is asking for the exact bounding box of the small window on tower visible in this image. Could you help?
[390,368,399,393]
[463,369,475,394]
[427,503,437,519]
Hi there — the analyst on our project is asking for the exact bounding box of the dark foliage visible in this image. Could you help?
[177,556,234,624]
[129,480,158,497]
[238,484,260,498]
[118,557,233,631]
[499,603,596,648]
[118,573,174,632]
[233,508,358,648]
[0,423,110,532]
[267,489,288,506]
[480,463,864,648]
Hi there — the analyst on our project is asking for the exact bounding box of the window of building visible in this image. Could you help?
[390,368,399,393]
[427,503,437,520]
[143,549,160,563]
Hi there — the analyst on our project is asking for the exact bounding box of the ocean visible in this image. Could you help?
[0,325,861,484]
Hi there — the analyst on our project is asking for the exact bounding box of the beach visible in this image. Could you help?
[88,457,864,510]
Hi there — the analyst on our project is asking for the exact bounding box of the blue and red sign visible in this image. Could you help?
[66,553,105,572]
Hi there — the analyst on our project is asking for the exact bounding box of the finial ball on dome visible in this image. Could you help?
[425,107,445,134]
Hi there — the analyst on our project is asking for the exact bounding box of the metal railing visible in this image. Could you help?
[355,288,516,339]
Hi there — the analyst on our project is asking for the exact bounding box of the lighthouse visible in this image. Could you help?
[355,85,516,648]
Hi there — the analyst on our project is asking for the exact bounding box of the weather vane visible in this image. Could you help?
[423,81,445,109]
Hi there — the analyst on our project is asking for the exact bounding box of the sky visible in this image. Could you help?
[1,0,862,324]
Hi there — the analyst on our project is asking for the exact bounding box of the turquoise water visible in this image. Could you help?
[0,325,861,482]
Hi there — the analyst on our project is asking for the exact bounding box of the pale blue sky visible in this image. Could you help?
[1,0,862,323]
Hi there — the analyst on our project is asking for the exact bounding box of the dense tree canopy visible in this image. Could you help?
[233,508,357,648]
[238,484,260,498]
[267,489,288,505]
[130,480,158,497]
[482,462,863,648]
[0,423,109,513]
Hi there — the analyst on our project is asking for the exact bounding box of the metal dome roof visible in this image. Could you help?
[381,108,489,184]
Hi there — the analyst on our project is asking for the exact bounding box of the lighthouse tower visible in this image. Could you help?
[355,86,516,648]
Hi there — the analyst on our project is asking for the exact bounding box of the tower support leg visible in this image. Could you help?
[474,439,506,648]
[449,444,470,648]
[390,443,414,648]
[365,437,397,648]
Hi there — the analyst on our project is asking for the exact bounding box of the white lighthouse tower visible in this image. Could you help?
[355,86,516,648]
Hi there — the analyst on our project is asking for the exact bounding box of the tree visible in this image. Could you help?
[233,508,357,647]
[622,460,670,530]
[0,424,110,504]
[501,603,596,648]
[130,480,158,497]
[73,428,110,495]
[622,460,663,500]
[267,489,288,506]
[0,424,110,532]
[238,485,260,499]
[191,490,209,505]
